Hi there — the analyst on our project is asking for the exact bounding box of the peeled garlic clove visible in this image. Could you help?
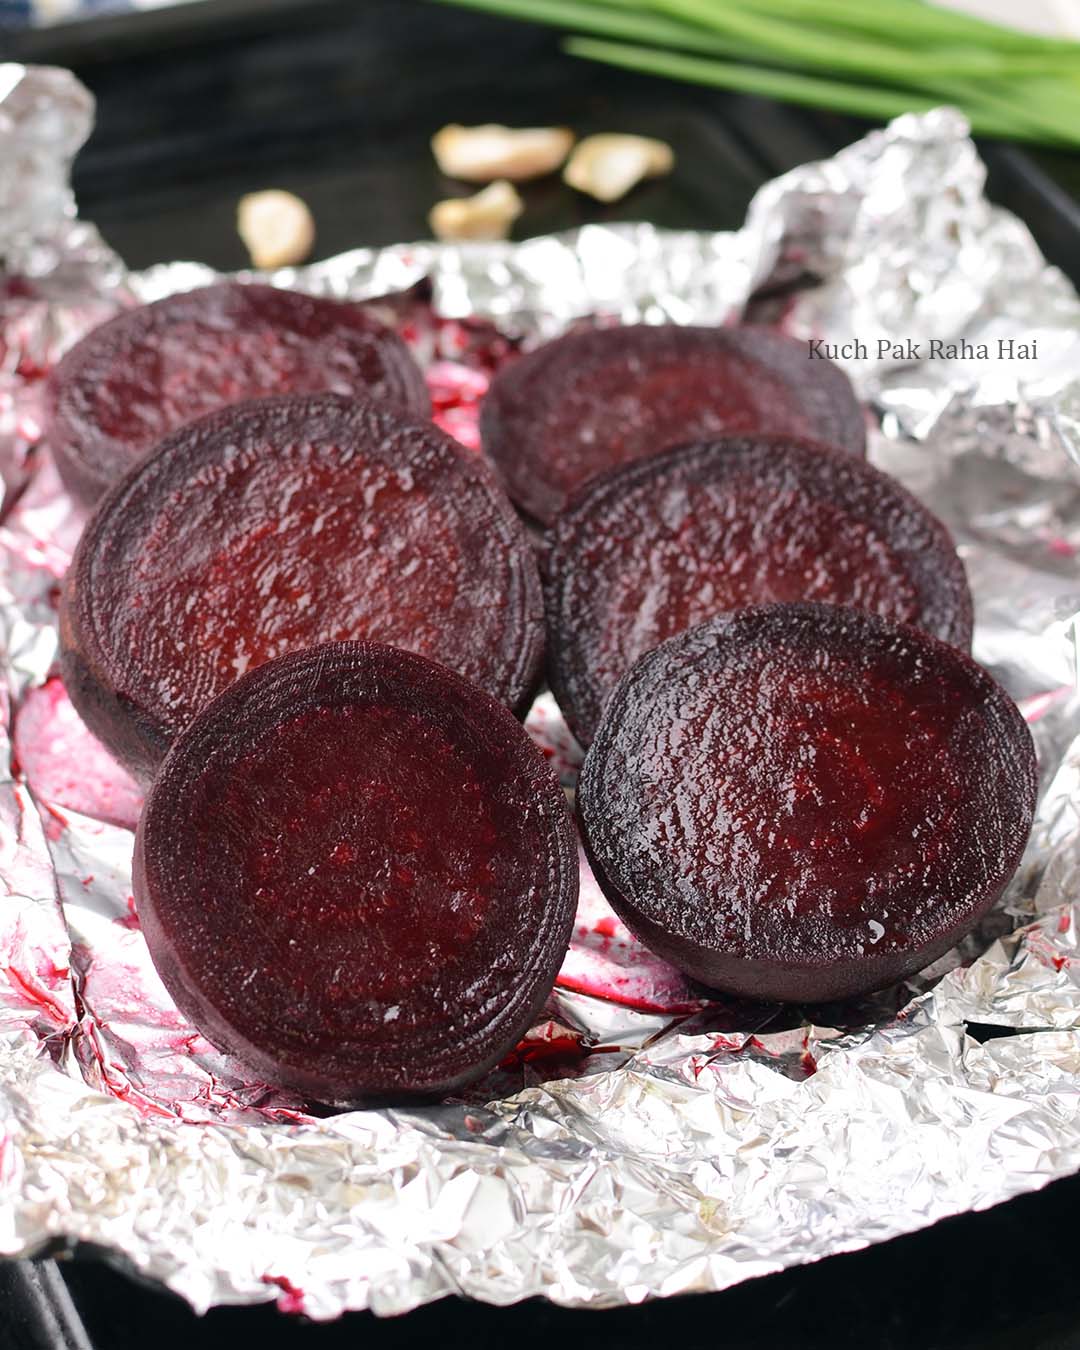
[563,134,674,203]
[432,123,575,183]
[236,190,315,269]
[429,181,524,242]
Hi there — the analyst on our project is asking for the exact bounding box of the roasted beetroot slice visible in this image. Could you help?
[545,435,972,746]
[480,324,865,524]
[578,604,1037,1005]
[133,641,578,1105]
[60,392,543,781]
[46,281,429,506]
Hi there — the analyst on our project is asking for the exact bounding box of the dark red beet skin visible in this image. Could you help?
[544,436,973,746]
[46,282,430,505]
[132,642,578,1105]
[578,605,1037,1005]
[480,323,866,524]
[60,392,544,781]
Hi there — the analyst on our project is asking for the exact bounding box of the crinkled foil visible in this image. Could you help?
[1,66,1079,1318]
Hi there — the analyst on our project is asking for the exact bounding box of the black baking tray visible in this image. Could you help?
[2,3,1080,1346]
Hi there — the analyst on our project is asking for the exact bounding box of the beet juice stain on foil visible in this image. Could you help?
[2,64,1080,1319]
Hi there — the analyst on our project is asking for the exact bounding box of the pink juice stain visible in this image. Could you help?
[523,691,707,1014]
[262,1274,306,1315]
[14,677,143,831]
[413,301,520,450]
[70,923,313,1124]
[1019,685,1073,725]
[0,899,75,1033]
[1,952,71,1028]
[557,844,709,1015]
[429,361,488,450]
[4,451,90,573]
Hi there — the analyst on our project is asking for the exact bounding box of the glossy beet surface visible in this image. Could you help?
[133,642,578,1104]
[544,436,973,746]
[480,324,865,524]
[61,393,544,780]
[46,282,430,505]
[578,605,1037,1005]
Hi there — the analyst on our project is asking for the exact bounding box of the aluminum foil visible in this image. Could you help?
[1,64,1079,1319]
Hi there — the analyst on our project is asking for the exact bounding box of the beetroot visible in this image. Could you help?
[46,282,429,505]
[578,604,1037,1005]
[480,324,865,524]
[61,393,543,781]
[133,641,578,1105]
[544,436,972,746]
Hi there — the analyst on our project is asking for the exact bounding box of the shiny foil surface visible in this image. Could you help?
[1,65,1079,1318]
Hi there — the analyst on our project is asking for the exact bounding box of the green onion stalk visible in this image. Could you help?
[431,0,1080,148]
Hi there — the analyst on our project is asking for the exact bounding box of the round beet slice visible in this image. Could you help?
[133,641,578,1104]
[545,435,973,747]
[46,282,430,506]
[480,324,865,524]
[61,392,544,781]
[578,604,1037,1006]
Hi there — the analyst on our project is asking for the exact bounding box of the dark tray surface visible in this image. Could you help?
[2,1167,1079,1350]
[9,0,1079,280]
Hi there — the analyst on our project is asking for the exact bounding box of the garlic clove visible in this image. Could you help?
[428,181,524,242]
[432,123,575,183]
[563,134,675,204]
[236,190,315,269]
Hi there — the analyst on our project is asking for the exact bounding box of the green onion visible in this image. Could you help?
[428,0,1080,149]
[729,0,1080,56]
[654,0,1023,79]
[427,0,758,58]
[566,35,1051,141]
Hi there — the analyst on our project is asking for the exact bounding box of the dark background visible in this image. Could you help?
[7,0,1080,279]
[3,2,1080,1346]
